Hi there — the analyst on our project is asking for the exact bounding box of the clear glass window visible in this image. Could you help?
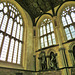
[0,2,24,64]
[39,18,56,48]
[61,6,75,40]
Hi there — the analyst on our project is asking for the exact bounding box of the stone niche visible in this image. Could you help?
[71,68,75,75]
[37,70,61,75]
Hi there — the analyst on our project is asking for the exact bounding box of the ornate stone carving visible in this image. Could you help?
[49,52,57,70]
[38,52,47,70]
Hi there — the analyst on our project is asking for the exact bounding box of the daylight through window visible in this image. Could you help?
[0,2,23,64]
[39,18,56,48]
[61,6,75,40]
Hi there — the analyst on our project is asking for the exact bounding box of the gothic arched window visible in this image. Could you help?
[0,2,23,64]
[39,18,56,48]
[61,6,75,40]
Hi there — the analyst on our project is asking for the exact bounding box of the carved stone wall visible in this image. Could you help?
[71,68,75,75]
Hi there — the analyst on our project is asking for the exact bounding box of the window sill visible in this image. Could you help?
[0,61,23,70]
[36,44,59,52]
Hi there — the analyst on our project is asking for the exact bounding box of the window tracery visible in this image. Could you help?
[0,2,23,64]
[61,6,75,40]
[39,18,56,48]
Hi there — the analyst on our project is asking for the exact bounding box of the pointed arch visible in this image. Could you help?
[36,14,56,49]
[57,1,75,41]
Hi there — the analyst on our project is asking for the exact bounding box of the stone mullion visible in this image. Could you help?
[54,16,69,75]
[12,22,18,63]
[16,24,21,64]
[49,22,53,45]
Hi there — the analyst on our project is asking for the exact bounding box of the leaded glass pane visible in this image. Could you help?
[0,12,3,25]
[52,33,56,44]
[70,25,74,32]
[20,19,23,25]
[72,32,75,38]
[20,26,23,41]
[12,13,15,18]
[3,2,6,5]
[62,17,67,26]
[1,15,8,32]
[67,34,71,40]
[41,37,44,48]
[44,36,47,47]
[13,41,18,63]
[0,33,3,48]
[48,35,52,45]
[43,26,46,34]
[52,33,55,39]
[17,16,20,23]
[4,7,8,13]
[70,25,75,38]
[12,22,17,37]
[9,6,11,10]
[6,18,13,35]
[16,24,20,39]
[71,12,75,22]
[50,23,54,31]
[0,36,9,61]
[12,8,14,11]
[10,11,13,17]
[17,42,22,64]
[7,39,14,62]
[0,3,3,10]
[65,28,70,34]
[41,37,43,43]
[47,24,50,33]
[40,27,42,36]
[53,39,56,44]
[66,15,72,24]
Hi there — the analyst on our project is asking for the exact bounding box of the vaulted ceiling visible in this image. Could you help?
[15,0,64,25]
[16,0,64,18]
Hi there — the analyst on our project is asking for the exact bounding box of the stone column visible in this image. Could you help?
[53,16,69,75]
[46,56,49,69]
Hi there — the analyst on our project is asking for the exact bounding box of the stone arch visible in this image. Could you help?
[69,42,75,50]
[35,13,53,25]
[47,49,57,70]
[69,42,75,66]
[47,49,56,56]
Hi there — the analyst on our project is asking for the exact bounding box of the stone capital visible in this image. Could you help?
[59,47,65,51]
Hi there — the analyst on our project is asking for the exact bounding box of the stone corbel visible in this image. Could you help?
[59,47,65,51]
